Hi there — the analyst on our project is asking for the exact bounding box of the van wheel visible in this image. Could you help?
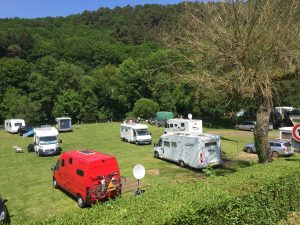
[154,151,159,159]
[77,195,86,208]
[272,152,280,158]
[27,144,34,152]
[179,160,185,168]
[52,178,58,189]
[246,147,252,153]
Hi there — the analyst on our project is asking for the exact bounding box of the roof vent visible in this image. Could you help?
[79,149,94,155]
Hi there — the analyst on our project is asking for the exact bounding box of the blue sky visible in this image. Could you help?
[0,0,190,19]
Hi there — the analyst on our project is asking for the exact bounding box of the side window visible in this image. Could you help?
[76,169,84,177]
[175,124,177,127]
[69,158,73,164]
[181,123,185,127]
[171,142,177,147]
[269,142,274,147]
[61,159,65,167]
[56,160,60,169]
[275,143,281,147]
[164,141,170,147]
[170,124,173,128]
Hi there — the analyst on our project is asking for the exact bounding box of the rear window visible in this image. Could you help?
[205,142,217,147]
[14,123,22,127]
[284,142,291,147]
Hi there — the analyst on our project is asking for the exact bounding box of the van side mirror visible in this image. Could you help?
[60,140,62,143]
[3,199,7,203]
[150,133,152,135]
[51,165,57,171]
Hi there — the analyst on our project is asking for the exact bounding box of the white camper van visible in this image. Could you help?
[120,122,152,145]
[4,119,25,133]
[27,127,62,156]
[55,117,72,132]
[165,119,203,134]
[154,132,222,169]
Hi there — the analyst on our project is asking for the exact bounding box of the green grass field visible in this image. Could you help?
[0,123,280,224]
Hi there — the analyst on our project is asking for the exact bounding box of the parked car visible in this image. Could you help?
[235,121,273,132]
[51,149,124,208]
[18,125,33,136]
[0,196,9,224]
[244,139,293,157]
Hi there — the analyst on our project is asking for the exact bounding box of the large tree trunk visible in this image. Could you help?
[254,96,272,163]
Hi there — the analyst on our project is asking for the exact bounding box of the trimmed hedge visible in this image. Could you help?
[29,158,300,225]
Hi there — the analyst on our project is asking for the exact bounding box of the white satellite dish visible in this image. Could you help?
[133,164,145,180]
[188,113,192,120]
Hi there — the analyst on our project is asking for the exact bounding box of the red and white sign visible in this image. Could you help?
[292,124,300,142]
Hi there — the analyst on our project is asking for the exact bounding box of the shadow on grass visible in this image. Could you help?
[215,157,256,176]
[221,136,238,142]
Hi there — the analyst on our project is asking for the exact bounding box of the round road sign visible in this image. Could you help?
[292,124,300,142]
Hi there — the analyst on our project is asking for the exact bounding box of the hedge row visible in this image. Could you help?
[30,158,300,225]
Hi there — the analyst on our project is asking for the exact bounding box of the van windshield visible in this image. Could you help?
[136,129,149,136]
[40,136,57,145]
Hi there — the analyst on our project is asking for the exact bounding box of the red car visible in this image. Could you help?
[51,149,124,208]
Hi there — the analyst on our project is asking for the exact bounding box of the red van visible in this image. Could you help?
[51,149,124,208]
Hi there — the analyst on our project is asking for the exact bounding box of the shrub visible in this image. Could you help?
[29,158,300,225]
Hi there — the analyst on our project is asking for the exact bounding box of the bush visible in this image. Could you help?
[132,98,159,119]
[29,158,300,225]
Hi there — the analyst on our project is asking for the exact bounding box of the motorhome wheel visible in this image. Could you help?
[179,160,185,168]
[154,151,159,159]
[77,195,86,208]
[27,144,34,152]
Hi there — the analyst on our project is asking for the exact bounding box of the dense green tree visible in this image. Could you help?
[52,90,82,121]
[132,98,159,119]
[0,88,42,123]
[80,89,99,122]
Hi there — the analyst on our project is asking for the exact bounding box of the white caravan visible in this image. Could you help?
[4,119,25,133]
[154,132,222,169]
[55,117,72,132]
[27,127,62,156]
[120,122,152,145]
[164,119,203,134]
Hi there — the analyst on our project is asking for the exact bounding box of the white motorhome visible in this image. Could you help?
[164,119,203,134]
[27,127,62,156]
[55,117,72,132]
[120,122,152,145]
[154,132,222,169]
[4,119,25,133]
[279,127,300,152]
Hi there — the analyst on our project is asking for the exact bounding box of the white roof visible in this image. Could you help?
[5,119,25,122]
[34,127,58,137]
[121,123,148,129]
[162,132,219,140]
[167,119,202,123]
[279,127,293,132]
[55,117,71,121]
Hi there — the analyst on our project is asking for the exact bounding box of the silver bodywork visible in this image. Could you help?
[244,139,294,156]
[154,132,222,169]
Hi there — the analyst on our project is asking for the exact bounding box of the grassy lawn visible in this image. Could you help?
[0,122,280,224]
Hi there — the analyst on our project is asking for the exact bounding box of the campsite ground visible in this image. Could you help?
[0,123,286,224]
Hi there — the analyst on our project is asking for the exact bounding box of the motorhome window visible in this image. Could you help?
[170,124,173,128]
[69,158,73,164]
[14,123,22,127]
[40,136,57,145]
[164,141,170,147]
[205,142,217,147]
[77,169,84,177]
[61,159,65,167]
[175,124,177,127]
[171,142,177,147]
[136,129,149,136]
[181,123,184,127]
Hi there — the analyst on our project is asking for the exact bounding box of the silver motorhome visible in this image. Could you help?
[154,132,222,169]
